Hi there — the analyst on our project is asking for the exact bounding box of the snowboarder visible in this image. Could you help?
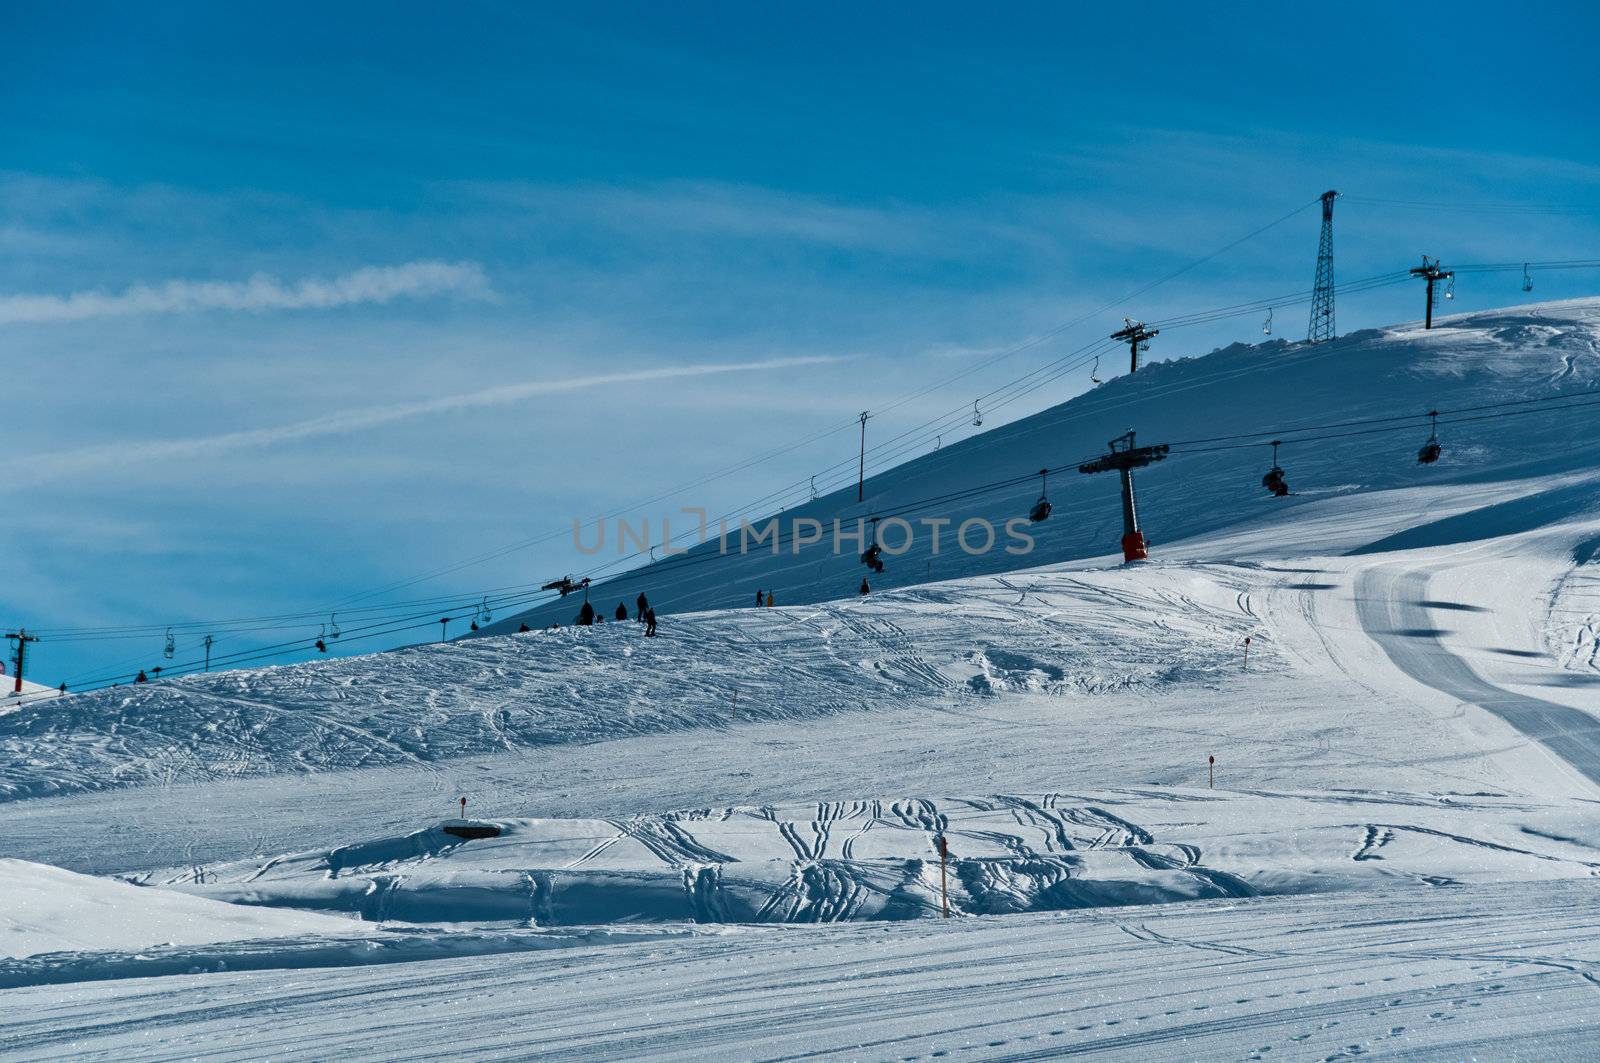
[615,602,628,621]
[519,622,530,633]
[645,607,658,636]
[577,601,596,626]
[135,670,148,683]
[859,578,870,595]
[755,589,765,607]
[635,592,649,621]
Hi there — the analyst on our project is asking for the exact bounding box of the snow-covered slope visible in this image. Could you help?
[488,299,1600,631]
[5,301,1600,1062]
[6,301,1598,805]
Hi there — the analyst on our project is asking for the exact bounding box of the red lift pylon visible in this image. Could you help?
[5,628,39,694]
[1078,431,1169,563]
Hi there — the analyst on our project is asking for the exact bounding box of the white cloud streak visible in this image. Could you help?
[12,356,843,487]
[0,260,493,325]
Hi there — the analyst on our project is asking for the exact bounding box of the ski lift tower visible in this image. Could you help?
[1111,319,1158,374]
[1307,190,1338,343]
[1078,431,1169,563]
[1410,255,1454,329]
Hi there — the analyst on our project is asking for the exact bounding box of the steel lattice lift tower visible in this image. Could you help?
[1078,431,1169,563]
[1307,190,1338,342]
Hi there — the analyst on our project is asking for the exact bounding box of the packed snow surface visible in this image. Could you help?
[4,301,1600,1061]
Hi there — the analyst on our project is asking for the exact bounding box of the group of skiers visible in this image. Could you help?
[537,580,879,640]
[574,592,656,636]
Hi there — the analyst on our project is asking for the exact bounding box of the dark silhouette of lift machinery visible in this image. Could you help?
[1111,319,1158,374]
[1307,190,1339,342]
[1078,431,1169,563]
[1410,256,1454,329]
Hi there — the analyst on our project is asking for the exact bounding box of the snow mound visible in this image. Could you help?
[0,857,353,959]
[152,789,1600,926]
[0,565,1256,801]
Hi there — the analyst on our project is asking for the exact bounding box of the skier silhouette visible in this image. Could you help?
[577,601,596,626]
[755,589,765,607]
[615,602,628,621]
[645,607,658,636]
[635,592,649,621]
[859,578,870,595]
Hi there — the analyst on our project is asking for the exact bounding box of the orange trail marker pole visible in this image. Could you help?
[1208,755,1215,789]
[938,835,950,918]
[1243,635,1251,670]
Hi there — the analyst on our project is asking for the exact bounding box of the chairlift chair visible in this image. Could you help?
[1417,410,1443,464]
[972,400,983,427]
[1262,307,1273,336]
[1444,276,1455,301]
[1261,441,1290,497]
[1522,264,1534,293]
[860,516,885,573]
[163,628,175,659]
[1090,355,1102,386]
[329,613,341,639]
[1028,468,1053,523]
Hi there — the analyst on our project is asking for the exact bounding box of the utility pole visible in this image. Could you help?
[857,411,869,502]
[1307,190,1338,342]
[1110,319,1158,374]
[202,634,214,673]
[1078,431,1170,563]
[1410,256,1453,329]
[4,629,38,694]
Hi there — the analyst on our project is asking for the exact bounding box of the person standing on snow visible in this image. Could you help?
[766,591,775,607]
[615,602,628,621]
[577,600,595,626]
[755,589,764,607]
[635,592,649,621]
[859,578,870,595]
[645,607,658,636]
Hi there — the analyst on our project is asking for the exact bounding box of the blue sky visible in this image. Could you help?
[4,1,1599,685]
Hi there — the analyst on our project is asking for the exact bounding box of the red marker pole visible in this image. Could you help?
[938,835,950,918]
[1243,636,1251,671]
[459,796,467,819]
[1208,755,1215,789]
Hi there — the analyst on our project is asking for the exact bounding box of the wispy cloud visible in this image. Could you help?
[0,260,493,325]
[10,355,843,487]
